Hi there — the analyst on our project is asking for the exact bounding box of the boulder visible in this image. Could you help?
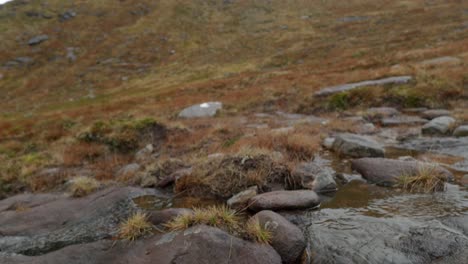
[351,158,453,186]
[254,210,306,263]
[421,109,451,120]
[249,190,320,212]
[292,157,337,193]
[332,133,384,158]
[28,35,49,46]
[227,186,258,208]
[453,125,468,137]
[148,208,193,225]
[178,102,222,118]
[0,225,282,264]
[422,116,456,135]
[0,187,159,255]
[315,76,412,96]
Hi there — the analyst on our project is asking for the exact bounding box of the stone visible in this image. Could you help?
[419,56,462,67]
[249,190,320,212]
[421,109,451,120]
[422,116,456,135]
[0,226,281,264]
[116,163,141,179]
[366,107,400,119]
[462,175,468,187]
[227,186,258,208]
[254,210,306,263]
[397,137,468,159]
[357,123,377,134]
[381,115,428,126]
[28,35,49,46]
[148,208,193,225]
[66,47,77,62]
[322,137,335,149]
[60,10,77,21]
[335,173,365,184]
[292,157,337,193]
[0,187,160,255]
[453,125,468,137]
[332,133,384,158]
[178,102,222,118]
[315,76,412,96]
[351,158,453,186]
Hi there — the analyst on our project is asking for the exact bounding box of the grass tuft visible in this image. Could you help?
[118,212,153,241]
[69,176,100,197]
[397,165,446,193]
[166,205,240,232]
[245,217,273,244]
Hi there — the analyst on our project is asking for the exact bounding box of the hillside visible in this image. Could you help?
[0,0,468,263]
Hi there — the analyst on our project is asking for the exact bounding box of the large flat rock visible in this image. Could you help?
[332,133,385,158]
[249,190,320,212]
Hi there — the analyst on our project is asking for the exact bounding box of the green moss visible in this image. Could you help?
[327,92,349,110]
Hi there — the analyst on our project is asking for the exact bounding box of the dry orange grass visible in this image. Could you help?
[62,142,106,166]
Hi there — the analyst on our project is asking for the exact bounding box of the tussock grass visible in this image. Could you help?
[397,165,446,193]
[245,217,273,244]
[118,212,153,241]
[69,176,100,197]
[166,205,240,232]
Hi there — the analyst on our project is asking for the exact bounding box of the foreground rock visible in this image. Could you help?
[292,157,337,193]
[288,209,468,264]
[0,225,281,264]
[249,190,320,212]
[351,158,453,186]
[254,210,306,263]
[178,102,222,118]
[332,133,384,158]
[453,125,468,137]
[315,76,412,96]
[0,187,160,255]
[422,116,456,135]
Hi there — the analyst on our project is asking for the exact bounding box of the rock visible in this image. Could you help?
[335,173,365,184]
[293,209,468,264]
[60,10,76,21]
[315,76,412,96]
[419,56,462,67]
[332,133,384,158]
[292,157,337,193]
[28,35,49,46]
[157,168,192,188]
[421,109,451,120]
[381,115,428,126]
[462,175,468,187]
[366,107,400,119]
[66,47,77,62]
[397,137,468,159]
[249,190,320,212]
[403,107,428,113]
[322,137,335,149]
[356,123,377,134]
[453,125,468,137]
[117,163,141,179]
[351,158,453,186]
[254,210,306,263]
[0,225,282,264]
[178,102,222,118]
[0,187,160,255]
[227,186,258,208]
[422,116,456,135]
[338,16,369,23]
[135,144,155,162]
[148,208,193,226]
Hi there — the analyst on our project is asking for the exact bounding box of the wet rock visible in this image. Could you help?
[397,137,468,159]
[0,225,282,264]
[227,186,258,208]
[249,190,320,212]
[178,102,222,118]
[351,158,453,186]
[335,173,365,184]
[315,76,412,96]
[28,35,49,46]
[292,157,337,193]
[0,187,160,255]
[421,109,451,120]
[148,208,193,226]
[422,116,456,135]
[332,133,384,158]
[293,209,468,264]
[254,210,306,263]
[381,115,428,126]
[453,125,468,137]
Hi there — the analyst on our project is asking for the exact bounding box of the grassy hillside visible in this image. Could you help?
[0,0,467,197]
